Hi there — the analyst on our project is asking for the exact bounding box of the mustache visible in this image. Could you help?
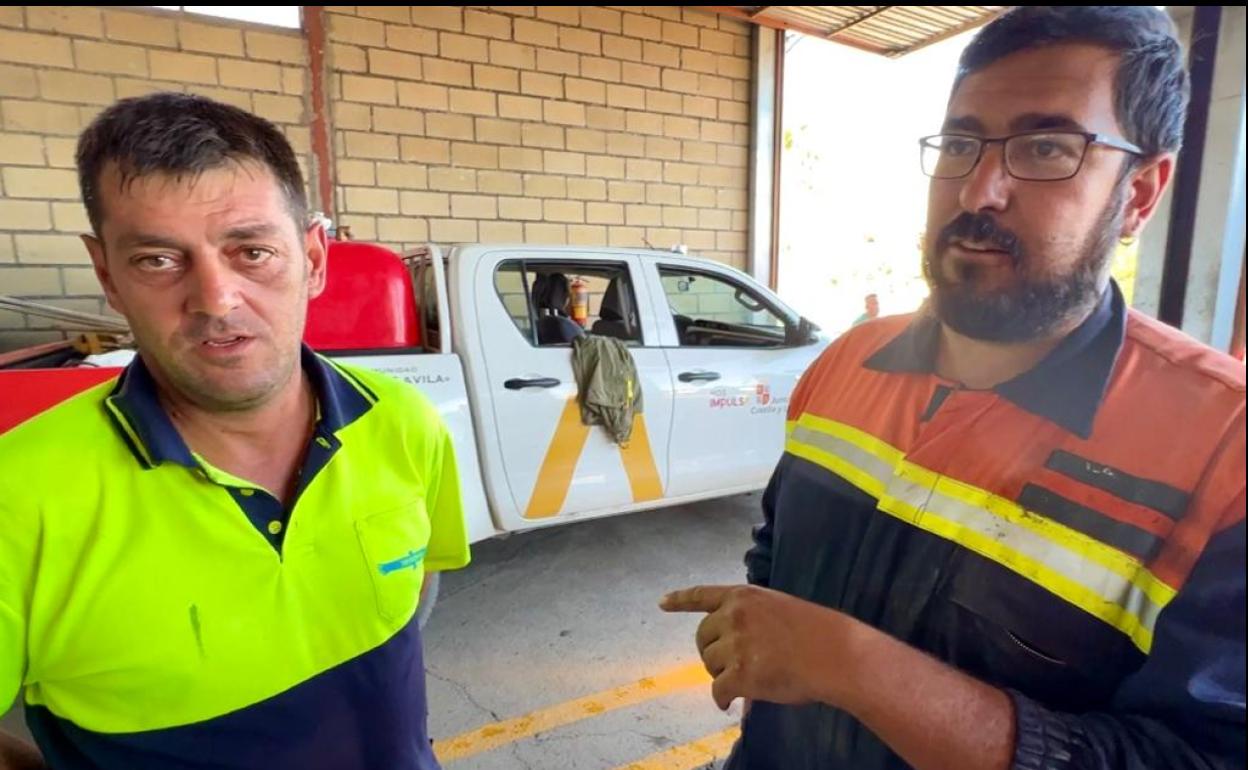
[936,212,1022,261]
[183,316,256,342]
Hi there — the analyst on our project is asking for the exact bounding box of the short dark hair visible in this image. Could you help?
[955,6,1190,156]
[76,92,307,235]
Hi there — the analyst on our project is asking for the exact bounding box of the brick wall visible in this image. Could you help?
[325,6,752,263]
[0,6,753,351]
[0,7,310,350]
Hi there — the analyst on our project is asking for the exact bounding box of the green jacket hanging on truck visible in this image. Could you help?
[570,334,642,445]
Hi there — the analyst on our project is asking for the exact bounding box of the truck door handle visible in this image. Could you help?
[678,370,721,383]
[504,377,561,390]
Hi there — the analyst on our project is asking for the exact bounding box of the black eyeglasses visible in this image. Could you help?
[919,131,1144,181]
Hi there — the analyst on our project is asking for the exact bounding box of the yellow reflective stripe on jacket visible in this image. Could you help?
[785,412,1177,653]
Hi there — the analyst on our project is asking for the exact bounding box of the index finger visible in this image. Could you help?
[659,585,735,613]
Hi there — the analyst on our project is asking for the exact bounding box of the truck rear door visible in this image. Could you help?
[465,247,675,531]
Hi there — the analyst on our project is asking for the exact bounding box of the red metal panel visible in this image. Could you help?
[303,241,421,351]
[0,367,122,434]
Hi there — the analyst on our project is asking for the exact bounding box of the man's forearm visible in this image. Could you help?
[0,730,44,770]
[824,615,1015,770]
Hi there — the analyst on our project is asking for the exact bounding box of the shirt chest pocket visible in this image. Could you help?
[944,556,1146,710]
[354,499,432,623]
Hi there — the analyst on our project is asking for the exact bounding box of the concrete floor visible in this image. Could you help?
[3,494,763,768]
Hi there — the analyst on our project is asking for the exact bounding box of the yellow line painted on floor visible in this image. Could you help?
[612,725,741,770]
[434,663,712,763]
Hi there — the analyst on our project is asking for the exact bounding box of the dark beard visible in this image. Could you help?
[923,192,1123,343]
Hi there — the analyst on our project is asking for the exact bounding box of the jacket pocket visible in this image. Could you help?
[943,558,1145,709]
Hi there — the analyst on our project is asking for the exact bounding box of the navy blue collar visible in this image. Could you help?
[864,281,1126,439]
[105,345,375,469]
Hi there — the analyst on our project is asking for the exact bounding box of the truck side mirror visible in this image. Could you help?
[785,316,819,346]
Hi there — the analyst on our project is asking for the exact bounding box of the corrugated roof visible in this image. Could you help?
[707,6,1007,57]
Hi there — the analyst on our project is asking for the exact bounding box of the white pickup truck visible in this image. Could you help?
[0,242,828,547]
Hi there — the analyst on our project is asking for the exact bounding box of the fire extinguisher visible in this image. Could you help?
[570,277,589,328]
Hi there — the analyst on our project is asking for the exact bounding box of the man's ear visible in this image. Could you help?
[1120,154,1174,239]
[304,221,329,300]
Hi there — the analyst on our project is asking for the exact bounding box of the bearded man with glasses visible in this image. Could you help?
[662,6,1246,770]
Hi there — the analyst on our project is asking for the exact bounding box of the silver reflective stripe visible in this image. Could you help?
[789,424,894,490]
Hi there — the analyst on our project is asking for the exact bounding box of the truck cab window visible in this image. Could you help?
[659,267,790,348]
[494,261,643,347]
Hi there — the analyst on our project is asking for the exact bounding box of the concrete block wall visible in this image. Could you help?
[325,6,752,263]
[0,5,753,351]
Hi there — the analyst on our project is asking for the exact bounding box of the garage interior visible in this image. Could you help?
[1,5,1244,768]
